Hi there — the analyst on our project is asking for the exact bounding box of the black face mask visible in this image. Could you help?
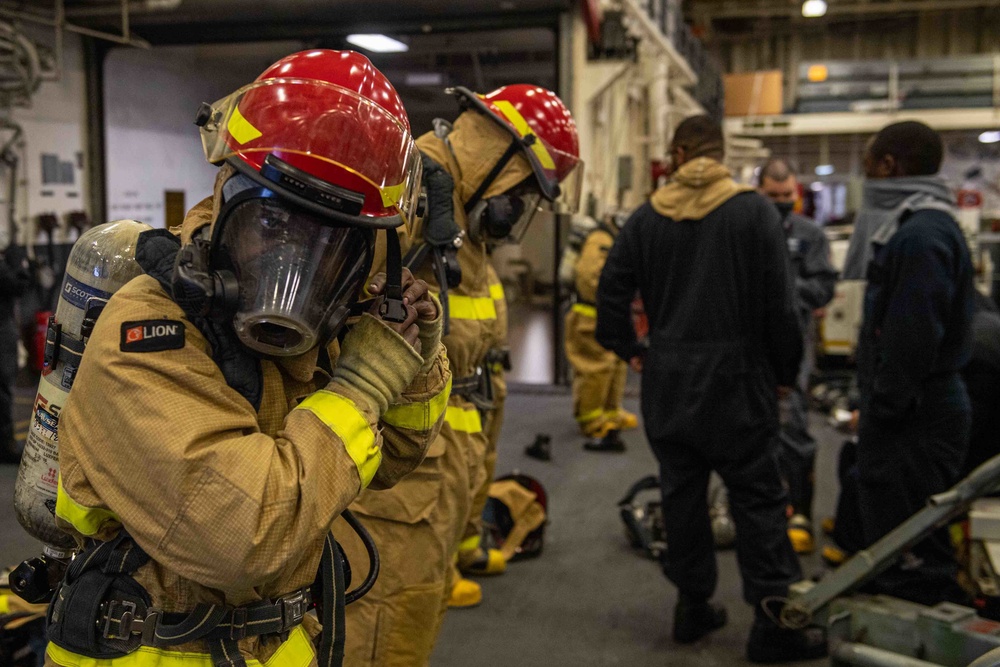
[469,194,528,245]
[482,194,526,240]
[773,201,795,223]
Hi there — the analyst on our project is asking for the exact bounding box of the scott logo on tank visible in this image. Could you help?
[126,323,180,343]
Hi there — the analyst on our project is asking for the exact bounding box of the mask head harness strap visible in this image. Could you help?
[463,139,524,215]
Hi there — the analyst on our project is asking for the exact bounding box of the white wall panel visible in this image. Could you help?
[104,41,303,229]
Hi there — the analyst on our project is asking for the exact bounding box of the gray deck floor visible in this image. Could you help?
[432,388,838,667]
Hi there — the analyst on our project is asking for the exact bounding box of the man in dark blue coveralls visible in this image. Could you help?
[596,115,825,663]
[855,121,975,605]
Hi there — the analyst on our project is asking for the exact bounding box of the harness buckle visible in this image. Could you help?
[43,318,60,370]
[102,600,137,639]
[230,607,248,641]
[141,609,160,645]
[102,600,161,644]
[279,590,310,630]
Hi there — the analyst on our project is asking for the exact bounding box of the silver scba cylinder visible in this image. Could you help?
[14,219,152,553]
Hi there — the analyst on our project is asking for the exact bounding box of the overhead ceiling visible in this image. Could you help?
[684,0,1000,42]
[58,0,572,43]
[685,0,1000,20]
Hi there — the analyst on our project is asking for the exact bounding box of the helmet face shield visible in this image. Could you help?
[551,159,583,215]
[471,182,544,247]
[504,189,544,245]
[200,78,422,227]
[214,192,374,357]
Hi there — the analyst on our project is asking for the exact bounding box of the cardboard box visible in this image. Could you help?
[723,70,784,117]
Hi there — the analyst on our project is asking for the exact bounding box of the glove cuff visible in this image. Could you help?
[416,293,444,373]
[331,314,422,414]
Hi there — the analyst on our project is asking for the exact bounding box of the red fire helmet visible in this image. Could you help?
[452,84,583,214]
[199,49,421,228]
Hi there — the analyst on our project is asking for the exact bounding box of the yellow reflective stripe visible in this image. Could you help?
[46,625,314,666]
[227,105,262,145]
[296,391,381,488]
[445,406,483,434]
[572,303,597,318]
[576,407,604,424]
[448,294,497,321]
[55,475,120,537]
[430,292,498,321]
[489,283,505,301]
[490,99,557,170]
[380,181,404,208]
[383,377,452,432]
[0,596,8,615]
[459,534,481,552]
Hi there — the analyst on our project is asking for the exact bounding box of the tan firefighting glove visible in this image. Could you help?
[416,293,444,373]
[331,313,422,413]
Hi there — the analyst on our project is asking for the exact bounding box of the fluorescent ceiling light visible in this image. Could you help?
[979,131,1000,144]
[815,164,835,176]
[405,72,445,87]
[802,0,828,18]
[346,34,408,53]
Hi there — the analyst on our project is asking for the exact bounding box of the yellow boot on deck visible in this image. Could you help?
[822,545,848,567]
[787,514,815,555]
[821,516,835,536]
[448,578,483,608]
[608,409,639,431]
[581,415,616,439]
[459,547,507,576]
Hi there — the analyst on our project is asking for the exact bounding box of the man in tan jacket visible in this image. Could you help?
[340,84,581,666]
[45,50,450,667]
[564,218,637,448]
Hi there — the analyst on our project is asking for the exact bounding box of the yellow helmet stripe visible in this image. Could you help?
[490,99,557,171]
[227,105,263,145]
[380,182,405,207]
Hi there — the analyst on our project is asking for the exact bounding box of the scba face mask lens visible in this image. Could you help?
[216,194,374,357]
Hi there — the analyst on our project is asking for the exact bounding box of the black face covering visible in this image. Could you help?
[773,201,795,223]
[483,194,526,239]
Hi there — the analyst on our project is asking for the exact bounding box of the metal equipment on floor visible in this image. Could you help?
[779,454,1000,666]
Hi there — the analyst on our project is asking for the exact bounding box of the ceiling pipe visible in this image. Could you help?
[0,0,151,48]
[64,0,181,18]
[702,0,1000,19]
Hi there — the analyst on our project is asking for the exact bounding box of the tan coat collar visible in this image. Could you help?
[650,157,752,221]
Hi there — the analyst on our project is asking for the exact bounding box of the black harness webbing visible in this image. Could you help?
[48,529,332,667]
[463,139,522,215]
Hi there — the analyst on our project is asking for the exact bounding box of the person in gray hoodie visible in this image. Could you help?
[841,135,957,281]
[854,121,974,605]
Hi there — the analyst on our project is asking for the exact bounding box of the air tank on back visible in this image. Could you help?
[14,219,152,555]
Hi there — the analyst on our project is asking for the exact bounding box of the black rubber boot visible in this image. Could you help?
[746,616,827,663]
[583,429,626,453]
[673,596,727,644]
[525,434,552,461]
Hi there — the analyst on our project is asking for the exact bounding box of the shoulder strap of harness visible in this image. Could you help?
[135,228,264,411]
[404,151,464,335]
